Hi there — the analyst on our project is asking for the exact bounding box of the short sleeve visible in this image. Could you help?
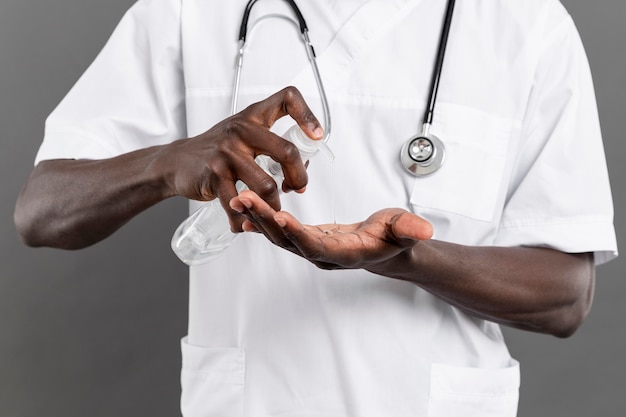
[35,0,186,164]
[495,14,618,265]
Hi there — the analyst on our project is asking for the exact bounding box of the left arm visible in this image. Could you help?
[229,190,594,338]
[384,241,594,338]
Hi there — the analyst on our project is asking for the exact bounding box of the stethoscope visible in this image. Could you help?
[232,0,332,145]
[233,0,456,177]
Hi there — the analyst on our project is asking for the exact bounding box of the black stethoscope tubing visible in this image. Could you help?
[239,0,308,42]
[235,0,457,176]
[424,0,456,127]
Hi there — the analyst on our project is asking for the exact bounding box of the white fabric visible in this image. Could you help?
[35,0,618,416]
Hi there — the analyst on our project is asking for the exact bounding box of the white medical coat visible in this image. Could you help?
[36,0,618,416]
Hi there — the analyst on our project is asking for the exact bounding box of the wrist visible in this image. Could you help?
[400,241,431,284]
[365,241,430,284]
[146,140,184,199]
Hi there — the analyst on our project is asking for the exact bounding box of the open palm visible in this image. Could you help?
[230,190,433,270]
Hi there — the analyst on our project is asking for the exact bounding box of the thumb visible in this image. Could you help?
[390,212,434,242]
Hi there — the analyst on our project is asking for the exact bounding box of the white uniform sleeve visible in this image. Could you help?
[496,14,618,265]
[35,0,185,164]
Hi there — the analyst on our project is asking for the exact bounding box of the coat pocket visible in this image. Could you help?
[428,360,520,417]
[409,104,514,222]
[180,337,246,417]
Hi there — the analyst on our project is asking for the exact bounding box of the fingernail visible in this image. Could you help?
[241,198,252,209]
[230,203,243,213]
[274,215,287,227]
[313,127,324,139]
[242,221,257,232]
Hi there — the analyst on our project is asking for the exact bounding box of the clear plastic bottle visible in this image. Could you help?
[171,125,333,265]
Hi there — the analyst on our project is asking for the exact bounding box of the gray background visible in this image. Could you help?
[0,0,623,416]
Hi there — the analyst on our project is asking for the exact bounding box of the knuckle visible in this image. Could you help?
[255,177,279,199]
[206,157,229,177]
[282,85,301,100]
[281,143,302,163]
[203,160,234,196]
[222,118,246,137]
[303,110,317,124]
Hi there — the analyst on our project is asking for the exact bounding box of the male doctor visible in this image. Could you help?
[14,0,617,416]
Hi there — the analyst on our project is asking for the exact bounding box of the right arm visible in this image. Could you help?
[14,87,324,250]
[15,147,173,250]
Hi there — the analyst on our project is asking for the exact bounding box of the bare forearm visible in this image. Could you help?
[373,241,595,337]
[226,190,597,337]
[14,145,174,249]
[15,89,327,249]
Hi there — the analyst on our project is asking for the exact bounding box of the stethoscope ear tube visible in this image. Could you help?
[232,0,331,143]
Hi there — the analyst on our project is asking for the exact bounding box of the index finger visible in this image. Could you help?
[243,86,324,141]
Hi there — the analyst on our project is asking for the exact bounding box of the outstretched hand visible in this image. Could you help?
[229,190,433,271]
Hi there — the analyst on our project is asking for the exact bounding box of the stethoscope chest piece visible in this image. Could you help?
[400,127,445,176]
[399,0,456,177]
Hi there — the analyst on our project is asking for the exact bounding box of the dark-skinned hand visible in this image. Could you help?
[229,190,434,271]
[162,86,323,231]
